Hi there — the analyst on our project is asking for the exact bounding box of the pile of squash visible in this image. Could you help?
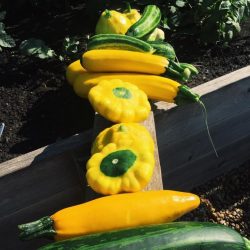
[17,4,250,250]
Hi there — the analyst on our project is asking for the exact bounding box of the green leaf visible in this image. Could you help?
[162,17,170,29]
[227,30,234,39]
[219,1,231,10]
[19,38,56,59]
[0,22,6,34]
[0,33,16,48]
[62,36,80,56]
[170,5,177,13]
[0,11,6,21]
[176,0,186,8]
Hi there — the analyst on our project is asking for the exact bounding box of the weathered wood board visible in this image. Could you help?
[0,66,249,249]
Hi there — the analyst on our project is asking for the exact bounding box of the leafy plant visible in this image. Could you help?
[19,38,56,59]
[0,11,15,52]
[159,0,250,44]
[19,36,83,61]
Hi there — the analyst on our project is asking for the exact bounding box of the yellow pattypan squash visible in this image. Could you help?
[91,123,154,155]
[123,4,141,25]
[66,60,85,85]
[88,79,151,123]
[95,10,131,35]
[86,142,155,195]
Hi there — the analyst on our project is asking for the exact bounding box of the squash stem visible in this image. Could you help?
[244,237,250,250]
[125,2,132,12]
[104,9,111,18]
[167,60,198,82]
[18,216,56,240]
[175,85,200,105]
[198,100,219,158]
[175,86,218,158]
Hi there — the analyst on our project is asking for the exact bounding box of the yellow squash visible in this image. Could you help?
[88,79,151,123]
[18,190,200,241]
[73,71,179,102]
[124,6,141,25]
[81,49,169,75]
[91,123,154,155]
[86,142,155,195]
[95,10,131,35]
[65,60,85,85]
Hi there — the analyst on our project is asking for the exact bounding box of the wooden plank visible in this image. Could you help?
[0,130,92,178]
[155,75,250,190]
[83,112,163,201]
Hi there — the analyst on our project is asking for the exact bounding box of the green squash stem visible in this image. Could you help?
[104,9,111,18]
[175,85,218,158]
[18,216,56,240]
[166,60,198,82]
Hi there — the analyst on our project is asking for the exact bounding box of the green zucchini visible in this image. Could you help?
[38,222,250,250]
[148,41,176,60]
[87,34,155,53]
[126,5,161,38]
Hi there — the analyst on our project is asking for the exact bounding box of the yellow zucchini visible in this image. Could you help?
[81,49,168,75]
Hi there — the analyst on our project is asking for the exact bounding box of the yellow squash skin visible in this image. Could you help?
[73,72,179,102]
[95,10,131,35]
[81,49,168,75]
[51,190,200,240]
[88,79,151,123]
[124,8,141,25]
[91,123,154,155]
[66,60,85,85]
[86,142,155,195]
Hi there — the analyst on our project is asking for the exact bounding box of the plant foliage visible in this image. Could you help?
[0,11,15,52]
[19,39,56,59]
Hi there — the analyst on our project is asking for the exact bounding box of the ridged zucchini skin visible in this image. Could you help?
[126,5,161,38]
[148,41,176,60]
[38,222,250,250]
[87,34,155,53]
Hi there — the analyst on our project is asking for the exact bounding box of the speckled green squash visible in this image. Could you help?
[87,34,155,53]
[126,5,161,38]
[38,222,250,250]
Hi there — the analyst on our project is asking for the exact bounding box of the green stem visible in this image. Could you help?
[198,100,219,158]
[18,216,56,240]
[175,86,218,158]
[104,9,111,18]
[167,61,189,82]
[175,85,200,105]
[244,237,250,250]
[125,2,132,12]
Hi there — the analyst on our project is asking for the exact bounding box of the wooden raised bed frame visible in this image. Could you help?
[0,66,249,249]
